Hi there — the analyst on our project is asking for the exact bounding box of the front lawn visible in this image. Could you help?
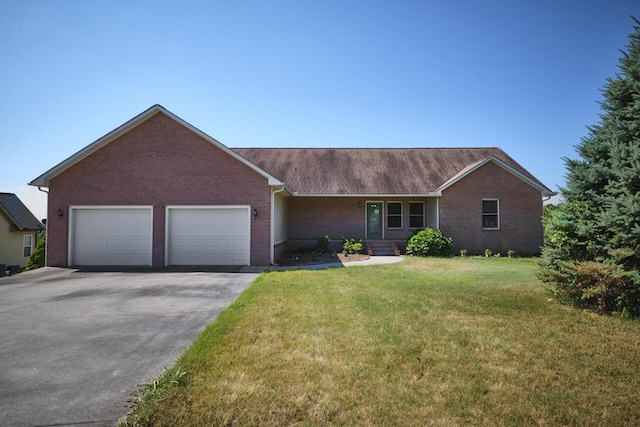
[121,258,640,426]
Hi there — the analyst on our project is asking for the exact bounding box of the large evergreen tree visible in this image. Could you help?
[539,18,640,317]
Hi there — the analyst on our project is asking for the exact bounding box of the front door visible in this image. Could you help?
[366,202,383,239]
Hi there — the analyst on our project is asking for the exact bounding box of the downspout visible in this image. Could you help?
[37,186,49,267]
[270,184,286,265]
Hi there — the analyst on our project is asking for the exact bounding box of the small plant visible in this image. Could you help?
[342,237,364,254]
[485,249,492,257]
[508,249,516,258]
[459,249,468,257]
[315,235,331,254]
[494,252,501,258]
[405,228,452,257]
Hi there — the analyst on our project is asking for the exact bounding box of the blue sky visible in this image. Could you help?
[2,0,638,220]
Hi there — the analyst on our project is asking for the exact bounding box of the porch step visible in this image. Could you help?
[365,240,403,256]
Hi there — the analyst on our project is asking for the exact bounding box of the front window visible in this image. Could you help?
[387,202,402,229]
[482,199,499,229]
[23,235,33,257]
[409,202,424,228]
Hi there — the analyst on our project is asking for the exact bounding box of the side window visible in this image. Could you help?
[482,199,499,229]
[23,235,33,257]
[387,202,402,229]
[409,202,424,228]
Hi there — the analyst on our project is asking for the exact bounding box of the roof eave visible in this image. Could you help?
[290,192,442,197]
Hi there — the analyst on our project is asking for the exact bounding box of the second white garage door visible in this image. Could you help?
[166,207,250,266]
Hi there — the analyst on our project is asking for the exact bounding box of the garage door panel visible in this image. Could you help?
[107,239,122,249]
[168,208,250,266]
[71,208,152,266]
[202,239,216,248]
[202,253,217,263]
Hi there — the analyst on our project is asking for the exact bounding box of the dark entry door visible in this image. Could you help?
[367,202,382,239]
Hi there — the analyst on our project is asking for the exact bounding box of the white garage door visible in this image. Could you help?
[167,207,250,266]
[70,207,153,266]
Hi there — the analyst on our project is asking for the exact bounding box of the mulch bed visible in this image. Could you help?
[278,252,370,267]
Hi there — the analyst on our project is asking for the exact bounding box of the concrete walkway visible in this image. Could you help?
[241,255,404,273]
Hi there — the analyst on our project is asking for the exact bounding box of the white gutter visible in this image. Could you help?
[290,192,442,197]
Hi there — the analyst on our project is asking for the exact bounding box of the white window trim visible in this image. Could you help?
[23,235,33,258]
[482,199,500,230]
[386,201,403,229]
[409,201,425,229]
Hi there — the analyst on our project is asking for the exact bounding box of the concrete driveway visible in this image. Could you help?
[0,267,257,427]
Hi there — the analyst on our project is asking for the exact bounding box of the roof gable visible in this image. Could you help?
[29,105,283,187]
[436,156,554,196]
[0,193,44,231]
[233,148,553,196]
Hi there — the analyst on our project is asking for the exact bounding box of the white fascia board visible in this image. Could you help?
[436,156,555,197]
[29,105,284,187]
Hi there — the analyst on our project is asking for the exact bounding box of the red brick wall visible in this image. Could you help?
[286,197,433,249]
[439,162,544,256]
[46,112,272,266]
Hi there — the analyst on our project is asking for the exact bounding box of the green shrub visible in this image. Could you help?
[315,235,331,254]
[26,233,46,270]
[342,238,364,254]
[405,228,452,257]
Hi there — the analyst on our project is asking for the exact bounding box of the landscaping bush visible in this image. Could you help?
[26,233,46,270]
[405,228,452,257]
[342,237,364,254]
[315,235,331,254]
[293,236,332,258]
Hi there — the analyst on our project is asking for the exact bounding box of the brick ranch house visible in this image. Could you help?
[30,105,554,267]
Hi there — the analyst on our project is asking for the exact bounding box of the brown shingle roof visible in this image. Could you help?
[0,193,44,231]
[232,147,551,195]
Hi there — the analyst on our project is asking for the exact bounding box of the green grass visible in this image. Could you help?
[121,258,640,426]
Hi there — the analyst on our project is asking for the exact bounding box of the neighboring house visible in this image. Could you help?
[29,105,554,268]
[0,193,45,271]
